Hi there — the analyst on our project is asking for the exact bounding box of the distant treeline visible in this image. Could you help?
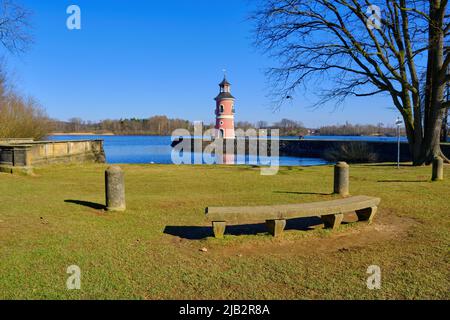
[236,119,309,136]
[51,116,193,136]
[51,117,310,137]
[50,117,408,137]
[317,123,400,136]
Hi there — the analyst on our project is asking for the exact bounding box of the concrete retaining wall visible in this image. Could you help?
[25,140,106,166]
[279,139,450,161]
[0,139,105,174]
[0,138,35,144]
[173,138,450,162]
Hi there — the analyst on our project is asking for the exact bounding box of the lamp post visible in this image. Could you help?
[395,117,403,169]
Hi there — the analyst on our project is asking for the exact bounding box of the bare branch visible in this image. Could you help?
[0,0,33,54]
[253,0,448,164]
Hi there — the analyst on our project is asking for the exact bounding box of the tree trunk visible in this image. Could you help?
[422,111,447,164]
[441,110,448,142]
[409,0,449,165]
[406,102,448,165]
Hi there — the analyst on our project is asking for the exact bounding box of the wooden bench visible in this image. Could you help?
[205,195,380,238]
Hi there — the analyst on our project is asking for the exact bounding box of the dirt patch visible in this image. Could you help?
[215,209,417,257]
[163,208,418,258]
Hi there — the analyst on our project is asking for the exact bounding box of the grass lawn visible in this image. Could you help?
[0,163,449,299]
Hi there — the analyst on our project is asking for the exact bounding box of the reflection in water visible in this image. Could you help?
[219,153,235,165]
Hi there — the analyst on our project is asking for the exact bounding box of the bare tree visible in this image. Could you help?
[256,120,269,128]
[254,0,449,165]
[442,63,449,141]
[0,1,39,139]
[0,69,49,140]
[0,0,32,54]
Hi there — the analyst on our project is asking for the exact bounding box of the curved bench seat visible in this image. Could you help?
[205,195,380,238]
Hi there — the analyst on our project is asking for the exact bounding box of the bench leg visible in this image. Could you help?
[266,219,286,237]
[321,213,344,230]
[212,221,226,238]
[356,206,377,225]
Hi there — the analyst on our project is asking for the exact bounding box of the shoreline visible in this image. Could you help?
[48,132,409,138]
[49,132,115,136]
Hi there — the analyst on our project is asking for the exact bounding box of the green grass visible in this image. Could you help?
[0,163,449,299]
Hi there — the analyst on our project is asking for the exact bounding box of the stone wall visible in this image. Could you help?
[0,138,35,144]
[0,139,105,174]
[278,139,450,161]
[173,138,450,162]
[26,140,106,165]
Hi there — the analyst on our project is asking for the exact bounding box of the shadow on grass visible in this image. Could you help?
[358,163,414,167]
[377,179,428,183]
[273,191,332,196]
[64,199,106,210]
[164,216,323,240]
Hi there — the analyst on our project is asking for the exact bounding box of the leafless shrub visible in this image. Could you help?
[0,70,49,140]
[324,142,378,163]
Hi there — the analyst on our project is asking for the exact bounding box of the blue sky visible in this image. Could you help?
[5,0,400,128]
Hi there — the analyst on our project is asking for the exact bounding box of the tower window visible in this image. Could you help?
[220,105,224,113]
[219,121,224,125]
[232,105,235,113]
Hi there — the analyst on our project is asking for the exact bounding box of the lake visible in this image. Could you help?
[47,135,408,166]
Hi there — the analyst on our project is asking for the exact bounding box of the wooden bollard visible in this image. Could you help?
[105,166,126,211]
[334,161,349,196]
[432,157,444,181]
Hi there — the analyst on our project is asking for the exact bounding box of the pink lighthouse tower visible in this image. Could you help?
[214,74,235,139]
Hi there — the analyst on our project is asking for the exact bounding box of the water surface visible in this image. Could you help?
[48,134,409,166]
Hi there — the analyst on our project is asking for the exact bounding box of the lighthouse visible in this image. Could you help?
[214,75,235,139]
